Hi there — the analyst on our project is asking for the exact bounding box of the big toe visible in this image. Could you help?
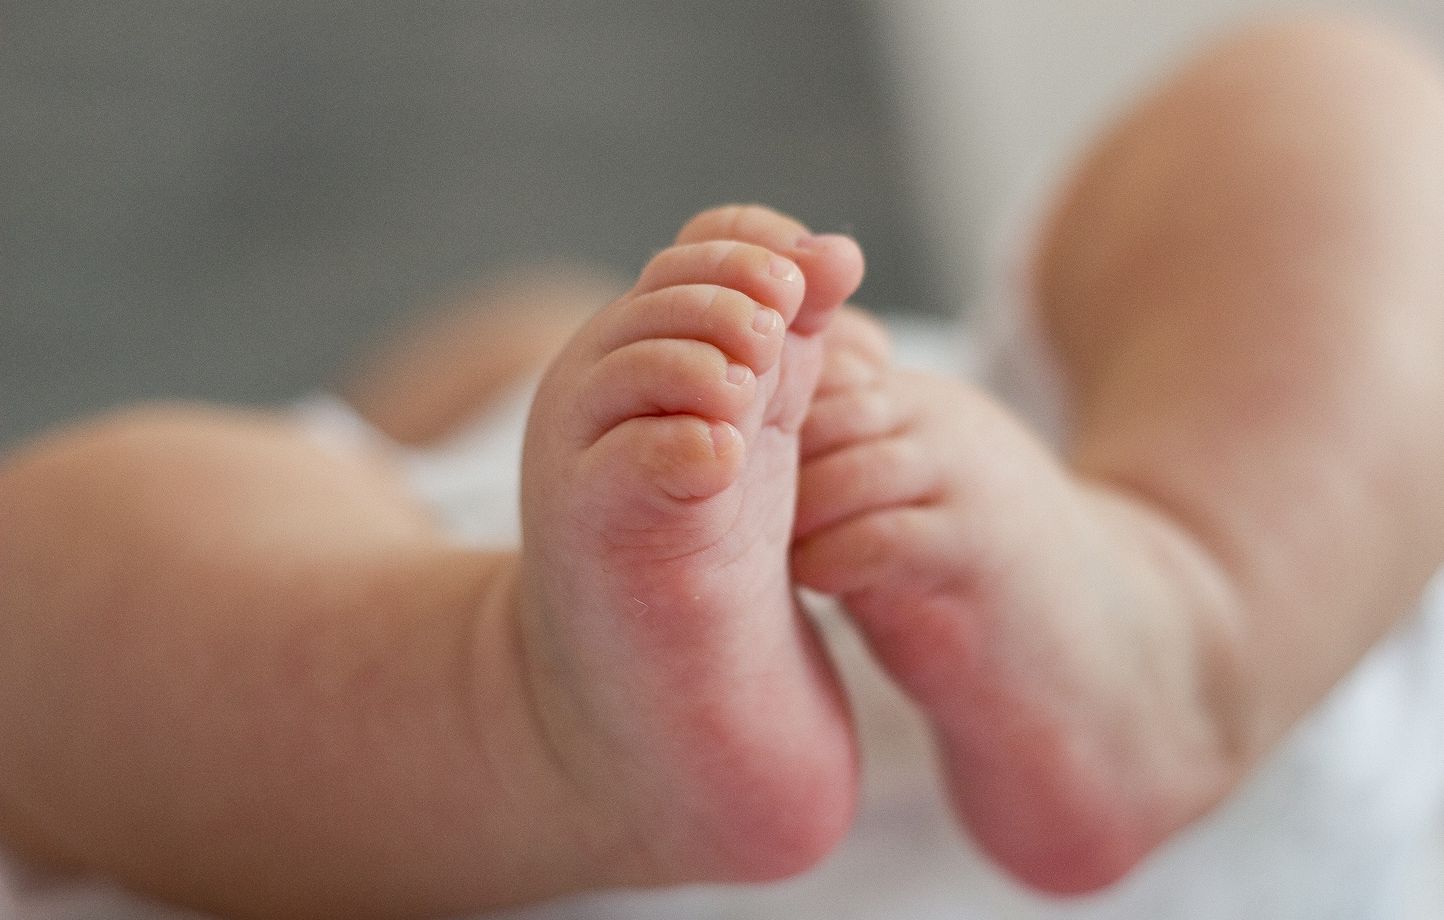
[789,233,866,336]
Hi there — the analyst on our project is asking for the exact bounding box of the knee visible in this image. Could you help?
[1178,13,1444,135]
[0,405,309,544]
[1077,12,1444,240]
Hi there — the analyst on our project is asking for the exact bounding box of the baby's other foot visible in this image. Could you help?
[793,311,1236,894]
[517,206,865,884]
[344,268,621,445]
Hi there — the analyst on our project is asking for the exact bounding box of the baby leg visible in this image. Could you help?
[0,206,866,917]
[343,268,622,444]
[795,312,1221,893]
[797,13,1444,896]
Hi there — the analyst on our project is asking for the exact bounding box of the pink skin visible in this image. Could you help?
[516,205,867,882]
[793,311,1229,893]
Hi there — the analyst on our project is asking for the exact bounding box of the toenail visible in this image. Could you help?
[709,421,740,457]
[752,307,782,335]
[769,254,801,283]
[726,362,752,385]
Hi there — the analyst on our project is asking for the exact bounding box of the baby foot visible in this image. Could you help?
[344,268,623,445]
[792,311,1237,893]
[516,206,866,883]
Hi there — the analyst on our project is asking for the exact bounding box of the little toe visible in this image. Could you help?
[580,415,745,512]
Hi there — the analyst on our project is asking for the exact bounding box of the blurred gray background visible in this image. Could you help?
[13,1,1444,454]
[2,2,935,448]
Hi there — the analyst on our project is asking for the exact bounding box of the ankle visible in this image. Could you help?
[453,552,661,894]
[951,484,1251,894]
[1087,481,1259,767]
[509,559,858,885]
[1079,483,1257,835]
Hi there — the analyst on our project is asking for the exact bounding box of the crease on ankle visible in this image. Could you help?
[1080,474,1261,787]
[500,558,663,884]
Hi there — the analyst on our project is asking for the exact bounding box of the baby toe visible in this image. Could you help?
[632,241,805,327]
[800,381,904,461]
[824,306,893,366]
[675,203,810,253]
[794,434,941,541]
[589,284,786,379]
[673,204,865,336]
[791,505,953,598]
[578,339,757,444]
[579,415,745,519]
